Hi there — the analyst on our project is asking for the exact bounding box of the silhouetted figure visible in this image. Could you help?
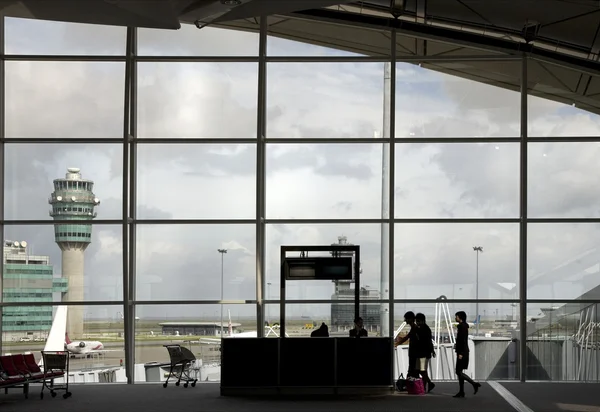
[453,311,481,398]
[415,313,435,393]
[394,311,419,377]
[349,317,368,338]
[311,322,329,337]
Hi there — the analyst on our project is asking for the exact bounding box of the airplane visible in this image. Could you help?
[64,333,105,356]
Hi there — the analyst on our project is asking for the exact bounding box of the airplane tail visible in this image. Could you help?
[40,305,68,366]
[65,332,72,345]
[228,310,233,337]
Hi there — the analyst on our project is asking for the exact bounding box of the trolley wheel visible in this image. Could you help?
[63,392,71,399]
[51,391,57,398]
[191,381,196,387]
[175,382,180,386]
[184,383,188,388]
[163,383,167,388]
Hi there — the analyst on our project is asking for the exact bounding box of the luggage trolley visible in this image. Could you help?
[40,351,71,399]
[163,345,197,388]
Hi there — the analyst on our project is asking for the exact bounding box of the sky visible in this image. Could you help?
[3,17,600,324]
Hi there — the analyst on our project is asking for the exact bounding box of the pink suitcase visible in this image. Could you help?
[406,377,425,395]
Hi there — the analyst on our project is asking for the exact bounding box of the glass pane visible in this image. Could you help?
[4,144,122,220]
[266,16,384,57]
[528,60,600,137]
[528,143,600,218]
[526,302,599,381]
[528,95,600,137]
[396,61,521,138]
[394,302,521,381]
[267,63,385,138]
[5,62,125,138]
[137,63,258,138]
[266,144,384,219]
[138,24,259,56]
[394,223,519,300]
[395,143,520,218]
[4,17,127,55]
[136,225,256,301]
[528,223,600,300]
[137,144,256,219]
[2,304,125,383]
[2,225,123,303]
[134,303,257,382]
[265,224,385,302]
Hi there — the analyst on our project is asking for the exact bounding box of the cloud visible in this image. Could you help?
[4,18,600,321]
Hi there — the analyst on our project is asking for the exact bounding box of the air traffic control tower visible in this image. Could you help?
[49,168,100,339]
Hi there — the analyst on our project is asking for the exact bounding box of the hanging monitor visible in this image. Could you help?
[284,257,353,281]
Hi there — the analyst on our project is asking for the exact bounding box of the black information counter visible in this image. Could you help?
[221,337,394,396]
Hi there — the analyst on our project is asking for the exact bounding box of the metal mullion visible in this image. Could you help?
[4,138,123,144]
[127,26,138,385]
[394,137,521,143]
[519,53,528,383]
[0,14,5,353]
[136,56,259,63]
[527,136,600,143]
[256,16,267,337]
[388,26,396,347]
[2,219,123,225]
[0,301,125,307]
[266,56,390,63]
[393,299,521,304]
[265,298,524,304]
[121,27,134,385]
[394,218,520,223]
[527,218,600,223]
[264,218,386,224]
[133,300,257,305]
[135,137,257,144]
[4,54,126,62]
[526,299,600,304]
[265,137,391,144]
[265,137,521,144]
[134,219,256,225]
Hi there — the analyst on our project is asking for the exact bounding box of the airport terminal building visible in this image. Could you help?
[2,240,67,339]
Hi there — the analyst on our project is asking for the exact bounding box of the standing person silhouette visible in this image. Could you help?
[394,311,418,378]
[415,313,435,392]
[454,311,481,398]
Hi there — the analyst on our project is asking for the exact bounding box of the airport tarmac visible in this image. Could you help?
[4,342,208,370]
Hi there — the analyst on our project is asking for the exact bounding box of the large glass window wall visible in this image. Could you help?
[1,15,599,385]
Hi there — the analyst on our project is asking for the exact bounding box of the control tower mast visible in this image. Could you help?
[49,168,100,339]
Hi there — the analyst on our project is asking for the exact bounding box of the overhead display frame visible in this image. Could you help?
[279,244,361,339]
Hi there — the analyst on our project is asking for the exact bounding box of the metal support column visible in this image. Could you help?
[122,26,136,384]
[256,17,267,337]
[519,53,528,383]
[388,26,397,386]
[0,13,5,352]
[354,247,361,322]
[380,62,391,338]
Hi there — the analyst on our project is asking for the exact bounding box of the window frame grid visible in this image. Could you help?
[0,18,599,384]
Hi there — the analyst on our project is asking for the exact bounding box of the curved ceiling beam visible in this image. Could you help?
[290,8,600,77]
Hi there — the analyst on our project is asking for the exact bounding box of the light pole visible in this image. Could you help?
[473,246,483,336]
[267,282,272,325]
[218,248,228,337]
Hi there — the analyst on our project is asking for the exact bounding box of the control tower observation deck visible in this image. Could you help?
[48,167,100,339]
